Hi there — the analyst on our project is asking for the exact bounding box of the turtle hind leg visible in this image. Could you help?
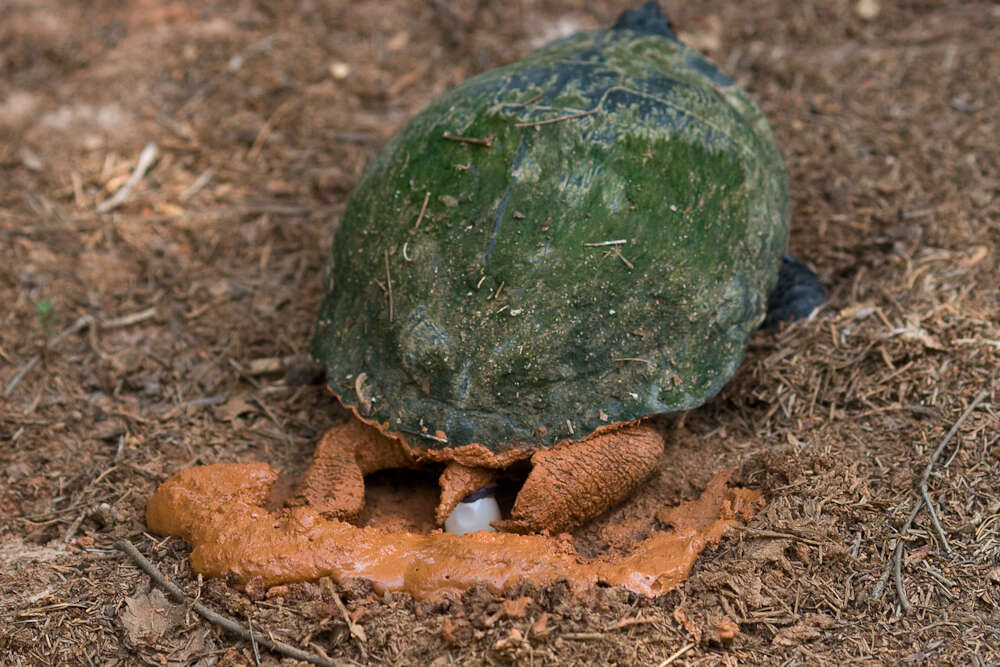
[762,255,826,329]
[289,419,413,520]
[495,424,665,534]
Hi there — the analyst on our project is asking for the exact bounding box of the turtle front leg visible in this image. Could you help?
[495,423,664,534]
[289,419,413,519]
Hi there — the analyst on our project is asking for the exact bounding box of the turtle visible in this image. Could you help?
[293,1,824,535]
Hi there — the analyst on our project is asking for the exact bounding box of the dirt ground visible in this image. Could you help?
[2,0,999,664]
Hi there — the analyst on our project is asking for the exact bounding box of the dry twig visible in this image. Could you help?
[244,355,298,376]
[247,98,297,162]
[180,169,214,202]
[5,307,159,397]
[114,540,339,667]
[442,132,493,147]
[658,642,695,666]
[322,579,367,646]
[97,143,159,213]
[384,249,394,322]
[583,239,627,247]
[414,191,431,229]
[872,389,990,610]
[514,108,599,127]
[5,316,88,397]
[604,246,634,269]
[920,389,989,555]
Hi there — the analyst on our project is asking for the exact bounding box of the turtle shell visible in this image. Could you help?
[313,27,788,455]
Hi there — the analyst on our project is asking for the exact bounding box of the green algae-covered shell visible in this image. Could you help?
[313,28,788,456]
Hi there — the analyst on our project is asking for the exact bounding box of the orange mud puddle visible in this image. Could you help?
[147,463,762,600]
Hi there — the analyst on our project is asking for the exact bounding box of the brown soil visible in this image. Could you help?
[2,0,999,665]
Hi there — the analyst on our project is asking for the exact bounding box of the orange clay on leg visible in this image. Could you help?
[289,419,414,519]
[497,423,665,534]
[435,463,497,525]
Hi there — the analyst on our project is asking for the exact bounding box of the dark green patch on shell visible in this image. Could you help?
[313,28,788,454]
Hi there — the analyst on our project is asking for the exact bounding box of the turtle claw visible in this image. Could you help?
[501,424,665,534]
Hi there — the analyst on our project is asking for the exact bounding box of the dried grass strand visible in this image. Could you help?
[920,389,989,555]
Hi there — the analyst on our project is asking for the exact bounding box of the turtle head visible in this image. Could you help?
[611,1,679,41]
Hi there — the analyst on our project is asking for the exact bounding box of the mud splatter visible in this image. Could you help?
[147,463,762,600]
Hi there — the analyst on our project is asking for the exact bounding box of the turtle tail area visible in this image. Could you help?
[762,256,826,329]
[611,1,679,41]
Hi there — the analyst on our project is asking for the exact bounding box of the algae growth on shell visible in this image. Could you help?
[313,29,789,453]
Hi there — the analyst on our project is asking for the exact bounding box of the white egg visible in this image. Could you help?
[444,495,502,535]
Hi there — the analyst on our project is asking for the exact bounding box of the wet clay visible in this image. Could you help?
[146,462,762,600]
[498,423,666,533]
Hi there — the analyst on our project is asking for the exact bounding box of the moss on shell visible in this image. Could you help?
[313,29,788,453]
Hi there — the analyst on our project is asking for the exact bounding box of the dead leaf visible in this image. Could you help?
[441,616,461,645]
[501,596,534,618]
[167,626,213,666]
[120,589,183,643]
[530,612,550,639]
[214,393,255,422]
[673,607,702,643]
[772,614,835,646]
[835,302,878,322]
[891,317,946,351]
[715,617,740,641]
[744,538,794,574]
[93,419,126,441]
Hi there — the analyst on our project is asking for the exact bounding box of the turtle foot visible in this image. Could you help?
[496,423,665,534]
[289,419,412,519]
[763,255,825,328]
[436,463,497,526]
